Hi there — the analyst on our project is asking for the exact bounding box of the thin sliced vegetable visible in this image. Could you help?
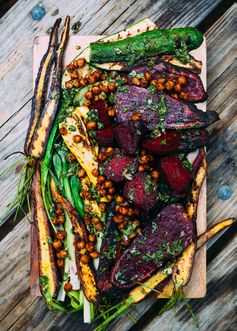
[29,16,70,159]
[24,19,61,155]
[70,175,85,217]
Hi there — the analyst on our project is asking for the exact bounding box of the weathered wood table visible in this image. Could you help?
[0,1,236,330]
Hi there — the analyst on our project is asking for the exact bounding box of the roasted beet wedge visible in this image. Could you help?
[142,130,180,155]
[111,204,194,289]
[95,126,114,147]
[127,60,207,102]
[142,129,209,155]
[115,86,218,130]
[113,122,143,155]
[92,100,111,126]
[160,154,192,196]
[103,150,138,182]
[123,172,158,211]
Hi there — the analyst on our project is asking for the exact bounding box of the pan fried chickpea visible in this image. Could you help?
[106,194,114,202]
[144,72,151,81]
[139,155,150,164]
[79,78,87,86]
[127,208,134,216]
[95,222,103,232]
[66,63,75,73]
[165,80,174,91]
[90,251,100,259]
[105,147,114,156]
[98,152,107,161]
[57,249,68,259]
[115,195,124,204]
[80,254,90,264]
[131,112,142,122]
[57,215,65,224]
[138,165,145,172]
[108,82,117,92]
[178,76,187,85]
[174,84,182,93]
[70,70,79,80]
[64,282,73,293]
[119,206,128,215]
[84,100,91,107]
[93,71,101,80]
[72,79,80,88]
[118,223,125,230]
[133,219,140,227]
[151,170,159,181]
[156,83,165,91]
[56,231,67,240]
[89,233,96,243]
[55,205,63,215]
[93,217,100,224]
[76,240,86,250]
[57,259,64,268]
[77,168,86,178]
[131,77,140,86]
[73,135,82,143]
[179,92,188,100]
[136,228,142,234]
[53,239,62,250]
[85,192,92,200]
[171,93,178,99]
[92,169,99,177]
[85,91,94,100]
[113,215,124,224]
[128,233,137,240]
[65,81,73,90]
[157,77,166,84]
[140,78,148,87]
[86,121,97,130]
[59,127,67,135]
[101,73,107,80]
[99,188,107,197]
[101,84,109,94]
[104,180,113,188]
[108,187,115,194]
[86,242,95,252]
[74,58,86,68]
[108,107,116,117]
[88,75,97,85]
[92,86,101,95]
[99,203,106,211]
[97,175,106,184]
[150,79,157,86]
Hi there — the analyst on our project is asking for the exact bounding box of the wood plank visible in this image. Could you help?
[0,0,222,224]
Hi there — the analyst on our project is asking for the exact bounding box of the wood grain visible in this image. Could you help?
[0,0,222,224]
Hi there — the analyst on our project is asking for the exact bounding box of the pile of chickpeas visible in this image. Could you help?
[131,72,188,100]
[76,232,99,265]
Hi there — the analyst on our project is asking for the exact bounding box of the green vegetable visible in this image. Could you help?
[90,27,203,64]
[70,175,85,217]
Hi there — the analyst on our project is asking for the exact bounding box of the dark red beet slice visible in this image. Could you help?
[127,59,207,103]
[92,100,111,126]
[123,172,158,211]
[160,154,192,195]
[142,130,180,155]
[111,204,194,288]
[95,127,114,147]
[113,122,142,155]
[115,85,219,130]
[104,150,138,182]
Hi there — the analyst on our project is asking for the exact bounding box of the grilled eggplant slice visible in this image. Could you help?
[160,54,202,74]
[127,59,207,102]
[31,164,58,298]
[24,19,61,155]
[29,16,70,159]
[111,204,194,289]
[115,86,218,131]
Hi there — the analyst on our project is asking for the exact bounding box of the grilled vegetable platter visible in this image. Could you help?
[5,16,235,330]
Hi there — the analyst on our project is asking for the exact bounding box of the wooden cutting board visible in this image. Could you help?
[32,35,207,298]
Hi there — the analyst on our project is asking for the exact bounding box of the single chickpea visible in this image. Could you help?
[131,77,140,86]
[106,194,114,202]
[53,239,62,250]
[128,233,137,240]
[73,135,82,143]
[66,64,75,73]
[70,70,79,80]
[84,100,91,107]
[105,147,114,156]
[165,80,175,91]
[76,241,86,250]
[85,91,94,100]
[72,79,80,88]
[79,78,87,86]
[138,165,145,172]
[108,82,117,92]
[99,203,106,211]
[59,127,67,135]
[86,121,97,130]
[131,112,142,122]
[174,84,182,93]
[118,223,125,230]
[92,86,101,95]
[150,79,157,86]
[57,215,65,224]
[151,170,159,181]
[115,195,124,203]
[107,107,116,117]
[65,81,73,90]
[80,254,90,264]
[92,169,99,177]
[178,76,187,85]
[97,175,106,184]
[57,259,64,268]
[144,72,152,81]
[179,92,188,100]
[90,251,100,259]
[93,217,100,224]
[104,180,113,189]
[56,231,67,240]
[74,58,86,68]
[89,233,96,243]
[140,78,148,88]
[64,282,73,293]
[95,222,103,231]
[86,242,95,252]
[77,168,86,178]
